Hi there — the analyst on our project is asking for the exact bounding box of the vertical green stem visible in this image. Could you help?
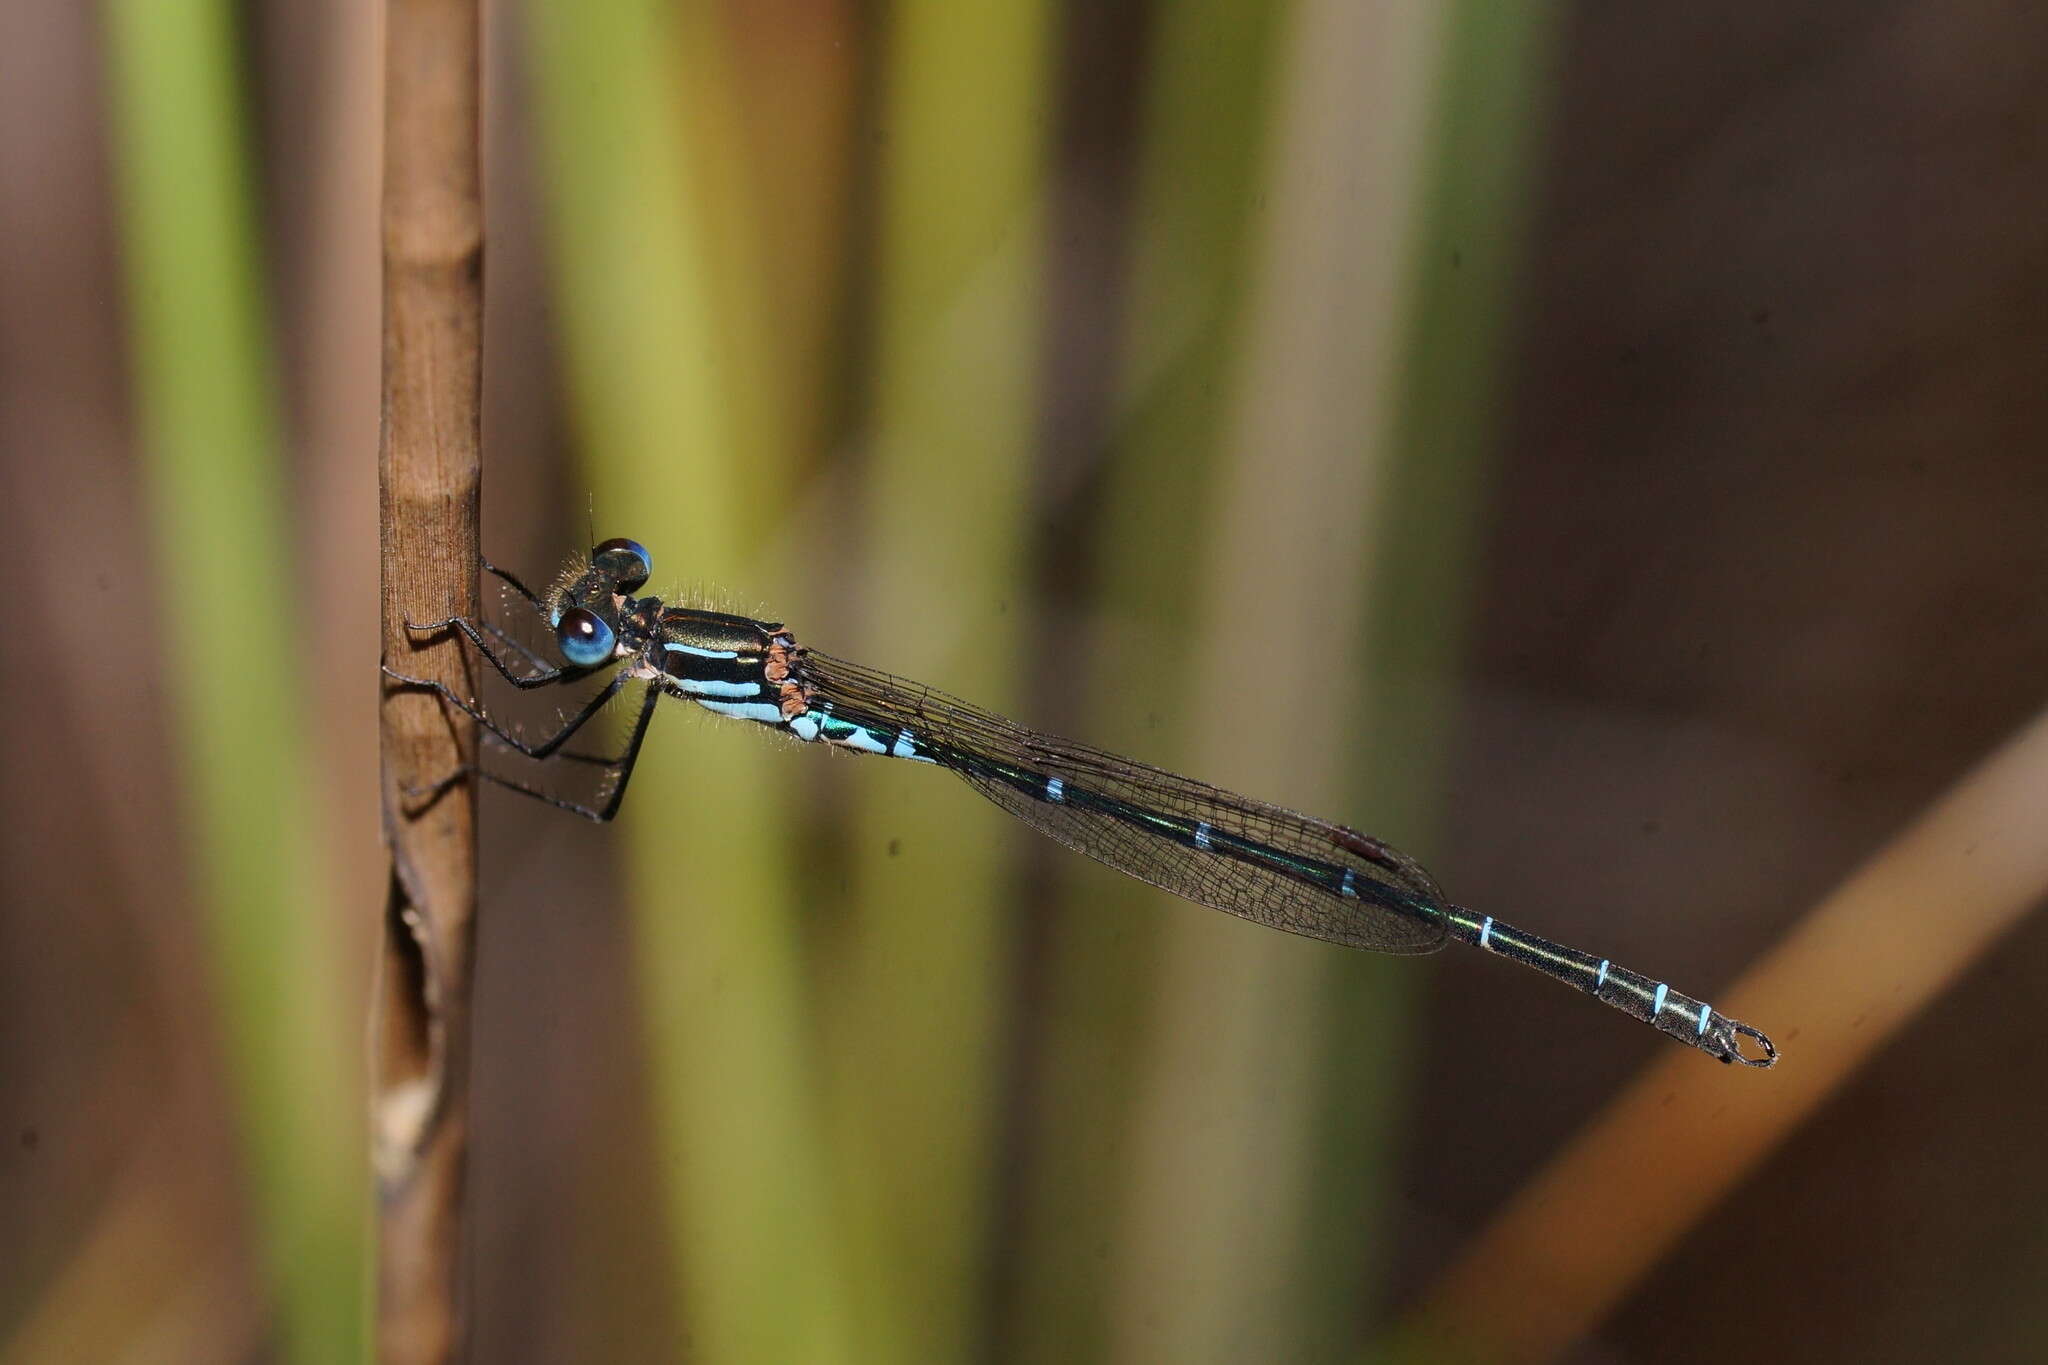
[1105,1,1465,1359]
[523,3,854,1360]
[102,3,363,1361]
[820,3,1054,1359]
[1006,1,1291,1358]
[1310,2,1563,1353]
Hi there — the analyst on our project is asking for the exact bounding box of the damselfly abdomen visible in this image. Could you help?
[384,537,1777,1068]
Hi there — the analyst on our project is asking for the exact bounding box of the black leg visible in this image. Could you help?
[473,616,557,680]
[399,675,662,822]
[401,609,594,690]
[564,677,660,820]
[469,559,561,677]
[401,556,568,681]
[484,559,547,611]
[382,663,632,758]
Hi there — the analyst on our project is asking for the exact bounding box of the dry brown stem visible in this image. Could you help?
[374,1,482,1360]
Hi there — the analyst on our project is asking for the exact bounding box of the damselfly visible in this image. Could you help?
[384,538,1777,1068]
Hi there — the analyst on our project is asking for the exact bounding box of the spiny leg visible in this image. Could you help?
[404,555,595,682]
[557,677,659,820]
[414,676,661,822]
[466,562,561,677]
[394,678,661,821]
[401,606,591,690]
[484,559,546,611]
[381,662,632,759]
[472,616,555,681]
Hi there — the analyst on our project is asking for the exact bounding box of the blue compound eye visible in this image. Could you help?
[592,537,652,594]
[556,606,617,667]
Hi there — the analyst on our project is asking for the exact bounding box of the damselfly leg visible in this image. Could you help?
[383,551,661,820]
[465,560,564,679]
[403,563,587,689]
[392,681,659,823]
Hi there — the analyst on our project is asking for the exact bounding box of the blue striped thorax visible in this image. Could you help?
[650,607,810,727]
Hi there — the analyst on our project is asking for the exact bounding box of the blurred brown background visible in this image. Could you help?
[3,2,2045,1362]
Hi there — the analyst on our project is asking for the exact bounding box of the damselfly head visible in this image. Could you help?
[535,538,656,668]
[544,538,654,627]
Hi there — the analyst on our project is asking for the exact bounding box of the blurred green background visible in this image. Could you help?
[5,2,2048,1362]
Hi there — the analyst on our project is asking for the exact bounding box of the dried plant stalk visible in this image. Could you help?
[375,1,482,1361]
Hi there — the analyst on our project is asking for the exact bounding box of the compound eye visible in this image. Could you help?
[592,537,653,594]
[556,606,617,667]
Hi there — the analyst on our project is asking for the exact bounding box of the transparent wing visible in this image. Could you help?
[801,652,1449,954]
